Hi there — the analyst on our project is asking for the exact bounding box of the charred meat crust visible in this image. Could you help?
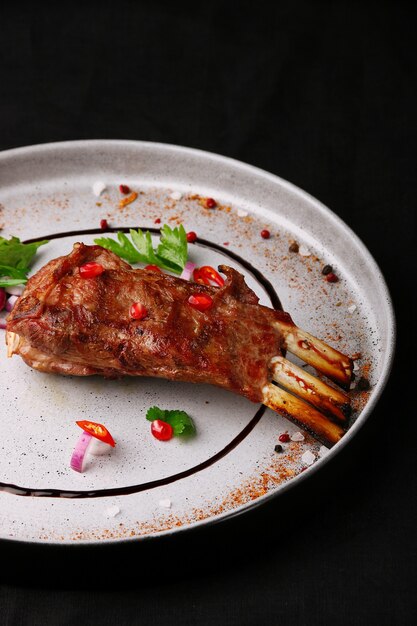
[7,243,292,402]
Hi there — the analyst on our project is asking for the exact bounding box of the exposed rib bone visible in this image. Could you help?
[270,356,351,422]
[274,322,353,389]
[263,383,345,447]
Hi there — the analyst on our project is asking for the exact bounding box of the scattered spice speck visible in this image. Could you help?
[289,241,299,253]
[154,218,161,224]
[204,197,217,209]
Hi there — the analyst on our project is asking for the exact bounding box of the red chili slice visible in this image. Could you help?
[76,420,116,447]
[79,262,105,278]
[188,294,213,311]
[193,266,225,287]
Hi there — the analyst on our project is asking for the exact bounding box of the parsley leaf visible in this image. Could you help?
[94,225,188,274]
[146,406,196,437]
[0,236,49,287]
[156,225,188,272]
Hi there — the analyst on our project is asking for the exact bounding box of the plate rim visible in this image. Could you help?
[0,139,396,545]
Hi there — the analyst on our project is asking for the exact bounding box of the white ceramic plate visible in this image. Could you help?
[0,141,395,544]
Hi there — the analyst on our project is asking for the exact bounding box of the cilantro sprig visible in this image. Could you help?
[94,224,188,274]
[146,406,196,437]
[0,236,49,288]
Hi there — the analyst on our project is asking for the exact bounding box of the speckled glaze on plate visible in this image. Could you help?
[0,141,395,544]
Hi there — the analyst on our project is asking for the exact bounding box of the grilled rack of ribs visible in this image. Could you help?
[6,243,353,447]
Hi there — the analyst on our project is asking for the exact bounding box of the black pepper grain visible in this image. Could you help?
[322,264,333,275]
[274,444,283,453]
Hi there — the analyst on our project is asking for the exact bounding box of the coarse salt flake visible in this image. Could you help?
[237,209,248,217]
[353,360,360,372]
[159,498,172,509]
[92,181,106,197]
[318,445,328,458]
[170,191,183,200]
[301,450,316,465]
[291,431,305,442]
[298,245,311,257]
[348,304,357,313]
[104,505,120,517]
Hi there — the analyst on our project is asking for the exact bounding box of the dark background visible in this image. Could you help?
[0,1,415,624]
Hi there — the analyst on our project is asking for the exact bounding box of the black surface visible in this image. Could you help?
[0,1,415,624]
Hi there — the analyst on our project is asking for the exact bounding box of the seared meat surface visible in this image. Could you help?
[6,243,292,402]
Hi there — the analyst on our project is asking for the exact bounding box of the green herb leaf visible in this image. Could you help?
[94,225,188,274]
[146,406,196,437]
[156,224,188,272]
[0,236,49,286]
[94,234,141,264]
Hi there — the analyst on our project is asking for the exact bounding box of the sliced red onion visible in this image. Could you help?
[180,261,196,281]
[70,431,93,473]
[0,288,5,311]
[5,285,24,296]
[5,295,19,312]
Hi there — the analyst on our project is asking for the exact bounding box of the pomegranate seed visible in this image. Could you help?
[278,433,290,443]
[100,219,109,230]
[119,184,131,194]
[144,265,162,273]
[79,262,105,278]
[186,231,197,243]
[261,229,270,239]
[154,218,161,224]
[130,302,148,320]
[326,272,339,283]
[188,294,213,311]
[151,419,173,441]
[205,197,217,208]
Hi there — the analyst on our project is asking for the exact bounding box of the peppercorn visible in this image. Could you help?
[326,272,339,283]
[274,444,283,453]
[322,264,333,275]
[289,242,299,253]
